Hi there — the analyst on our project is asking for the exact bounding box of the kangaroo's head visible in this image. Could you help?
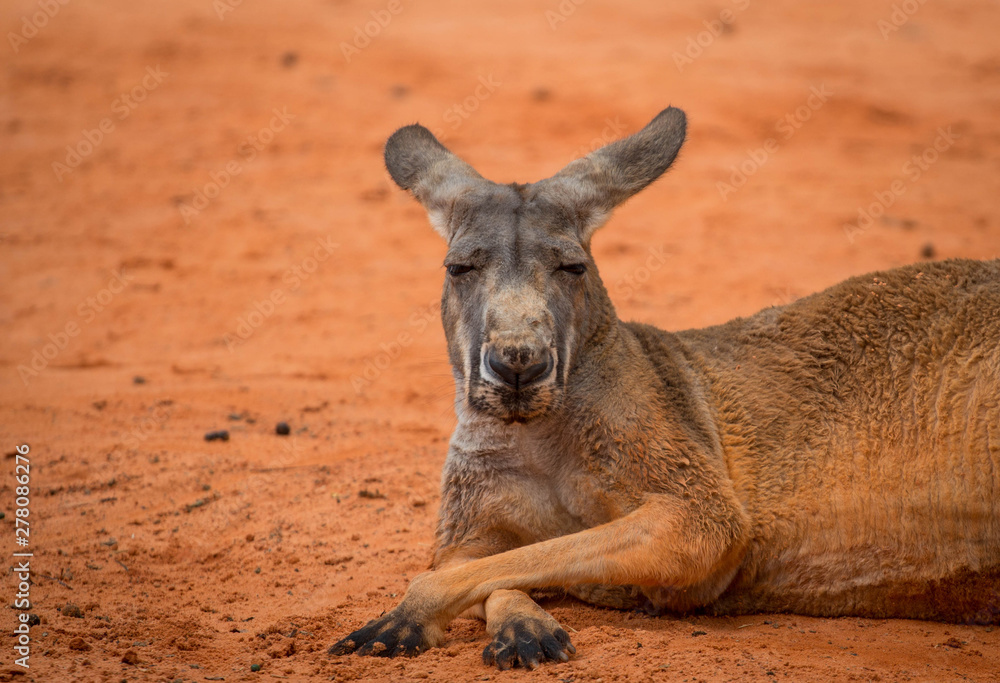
[384,107,686,423]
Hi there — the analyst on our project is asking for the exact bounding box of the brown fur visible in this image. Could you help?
[331,108,1000,669]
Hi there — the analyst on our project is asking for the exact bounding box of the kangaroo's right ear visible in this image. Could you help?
[384,125,484,239]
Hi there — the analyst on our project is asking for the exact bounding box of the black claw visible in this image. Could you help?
[356,640,377,656]
[328,637,356,656]
[515,637,543,668]
[555,628,576,654]
[539,634,564,661]
[497,644,516,670]
[359,635,393,657]
[395,633,424,657]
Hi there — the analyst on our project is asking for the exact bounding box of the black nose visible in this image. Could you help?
[486,348,552,389]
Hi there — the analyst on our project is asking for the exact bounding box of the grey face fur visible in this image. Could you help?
[384,108,687,423]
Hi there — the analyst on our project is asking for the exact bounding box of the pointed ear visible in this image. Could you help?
[537,107,686,241]
[384,124,485,239]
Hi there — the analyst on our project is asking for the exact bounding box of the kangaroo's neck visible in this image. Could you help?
[567,317,723,465]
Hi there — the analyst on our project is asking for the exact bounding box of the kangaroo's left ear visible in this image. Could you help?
[536,107,687,241]
[384,124,487,240]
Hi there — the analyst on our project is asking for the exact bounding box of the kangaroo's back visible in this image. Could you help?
[677,258,1000,622]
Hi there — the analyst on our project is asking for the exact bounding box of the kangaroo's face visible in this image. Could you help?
[439,185,593,422]
[384,108,687,423]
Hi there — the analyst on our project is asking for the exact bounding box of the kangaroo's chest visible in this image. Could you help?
[515,437,631,539]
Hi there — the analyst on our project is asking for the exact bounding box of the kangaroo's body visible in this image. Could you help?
[333,108,1000,669]
[685,259,1000,621]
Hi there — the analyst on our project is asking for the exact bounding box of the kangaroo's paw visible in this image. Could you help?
[329,607,433,658]
[482,612,575,670]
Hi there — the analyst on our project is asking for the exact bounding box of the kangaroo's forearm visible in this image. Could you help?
[414,495,747,630]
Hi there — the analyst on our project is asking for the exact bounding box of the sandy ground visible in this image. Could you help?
[3,0,1000,681]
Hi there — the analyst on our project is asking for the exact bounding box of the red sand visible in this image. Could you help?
[2,0,999,680]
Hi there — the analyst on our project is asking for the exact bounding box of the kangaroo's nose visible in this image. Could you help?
[486,347,552,389]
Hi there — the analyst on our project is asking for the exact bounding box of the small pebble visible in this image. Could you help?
[62,604,84,618]
[133,376,146,384]
[532,87,552,102]
[275,422,291,436]
[250,663,262,672]
[68,636,90,651]
[204,430,230,442]
[121,650,139,665]
[920,242,936,259]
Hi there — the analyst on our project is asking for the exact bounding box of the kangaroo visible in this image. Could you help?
[332,107,1000,669]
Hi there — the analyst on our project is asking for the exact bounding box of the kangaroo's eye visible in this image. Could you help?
[447,264,475,276]
[559,263,587,275]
